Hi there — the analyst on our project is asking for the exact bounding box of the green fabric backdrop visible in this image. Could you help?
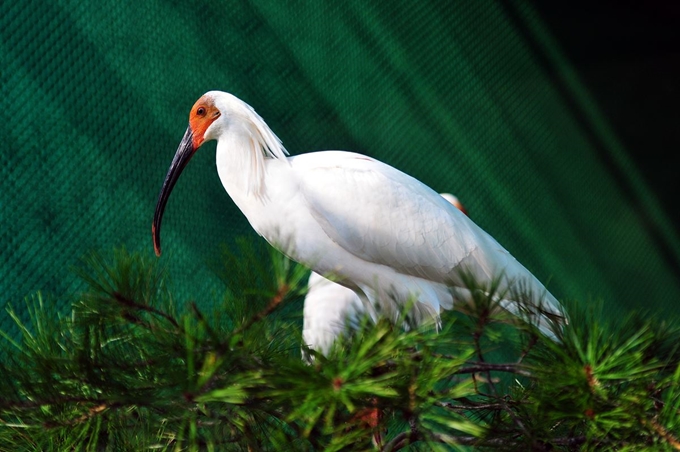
[2,0,679,340]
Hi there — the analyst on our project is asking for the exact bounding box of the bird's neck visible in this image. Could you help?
[215,131,273,212]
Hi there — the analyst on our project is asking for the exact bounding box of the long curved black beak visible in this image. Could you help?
[153,125,195,256]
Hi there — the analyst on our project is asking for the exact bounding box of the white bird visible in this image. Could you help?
[303,193,469,356]
[153,91,564,340]
[303,271,367,356]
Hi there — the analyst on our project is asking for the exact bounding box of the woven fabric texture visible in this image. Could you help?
[2,0,679,341]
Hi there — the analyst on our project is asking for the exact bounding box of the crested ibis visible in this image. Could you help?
[152,91,564,340]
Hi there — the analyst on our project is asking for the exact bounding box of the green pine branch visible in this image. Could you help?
[0,241,679,451]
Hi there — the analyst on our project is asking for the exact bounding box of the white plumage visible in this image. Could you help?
[153,91,564,346]
[302,271,367,356]
[303,193,468,355]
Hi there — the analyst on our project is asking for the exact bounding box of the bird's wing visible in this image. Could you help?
[293,151,563,332]
[292,151,493,283]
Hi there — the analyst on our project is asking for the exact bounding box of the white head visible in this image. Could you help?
[439,192,468,216]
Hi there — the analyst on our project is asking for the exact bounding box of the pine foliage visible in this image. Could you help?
[1,241,679,451]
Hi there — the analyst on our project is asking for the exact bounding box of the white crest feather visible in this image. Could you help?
[238,99,288,197]
[210,91,289,197]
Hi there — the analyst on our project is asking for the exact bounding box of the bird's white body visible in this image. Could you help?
[303,193,468,355]
[303,271,367,355]
[155,91,563,345]
[219,146,483,320]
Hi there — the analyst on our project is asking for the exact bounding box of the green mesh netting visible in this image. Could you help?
[2,0,679,342]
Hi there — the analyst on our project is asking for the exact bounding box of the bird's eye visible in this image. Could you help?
[196,106,206,116]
